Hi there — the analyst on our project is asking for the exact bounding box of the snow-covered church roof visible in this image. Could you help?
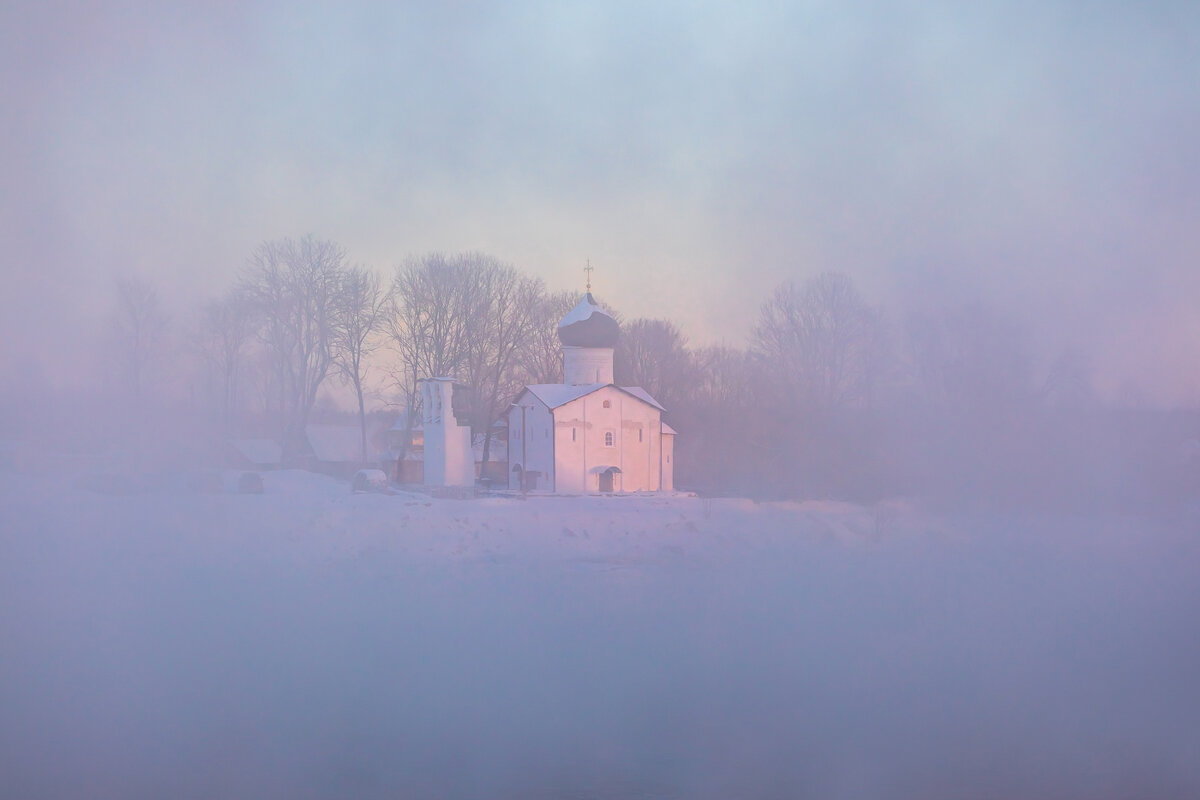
[620,386,666,411]
[522,383,666,412]
[557,293,619,348]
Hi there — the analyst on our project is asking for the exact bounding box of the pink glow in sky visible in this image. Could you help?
[2,1,1198,403]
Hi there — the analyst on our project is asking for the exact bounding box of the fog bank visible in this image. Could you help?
[2,472,1197,798]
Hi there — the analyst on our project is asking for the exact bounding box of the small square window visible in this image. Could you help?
[602,400,611,408]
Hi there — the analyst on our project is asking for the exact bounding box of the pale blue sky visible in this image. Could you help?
[3,1,1198,401]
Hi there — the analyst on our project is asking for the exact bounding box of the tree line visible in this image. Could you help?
[114,240,575,470]
[107,235,1161,509]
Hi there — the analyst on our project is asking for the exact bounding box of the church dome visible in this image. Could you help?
[557,293,619,348]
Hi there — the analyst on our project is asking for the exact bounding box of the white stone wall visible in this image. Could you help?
[421,379,474,488]
[661,433,675,492]
[552,386,663,494]
[508,393,555,491]
[562,346,614,385]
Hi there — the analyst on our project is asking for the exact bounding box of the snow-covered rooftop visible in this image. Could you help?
[621,386,666,412]
[523,383,606,409]
[521,383,665,412]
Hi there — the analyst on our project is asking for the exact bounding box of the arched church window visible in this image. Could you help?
[602,400,611,408]
[604,431,614,447]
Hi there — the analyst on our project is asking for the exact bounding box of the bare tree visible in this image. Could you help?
[752,272,884,409]
[519,290,581,385]
[689,345,771,420]
[905,302,1034,412]
[460,259,545,471]
[385,253,547,476]
[614,318,694,416]
[332,265,389,463]
[677,345,764,492]
[112,275,169,399]
[386,253,481,460]
[240,236,346,457]
[193,289,256,432]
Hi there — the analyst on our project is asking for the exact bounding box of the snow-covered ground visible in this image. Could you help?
[2,469,1198,798]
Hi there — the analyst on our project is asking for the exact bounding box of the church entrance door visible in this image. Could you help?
[598,467,620,493]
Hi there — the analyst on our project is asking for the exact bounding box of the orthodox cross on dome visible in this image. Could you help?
[584,260,594,292]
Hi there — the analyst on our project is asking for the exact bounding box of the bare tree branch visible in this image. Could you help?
[112,275,170,400]
[239,236,347,457]
[752,272,884,410]
[192,289,256,432]
[332,265,388,463]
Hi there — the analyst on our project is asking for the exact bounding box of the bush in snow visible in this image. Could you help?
[237,472,264,494]
[352,469,388,493]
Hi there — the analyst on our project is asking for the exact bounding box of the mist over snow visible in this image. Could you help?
[3,2,1200,797]
[3,469,1200,799]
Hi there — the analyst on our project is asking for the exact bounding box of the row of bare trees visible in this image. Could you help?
[609,271,1101,500]
[113,238,391,463]
[165,243,582,471]
[109,240,1105,500]
[387,252,552,466]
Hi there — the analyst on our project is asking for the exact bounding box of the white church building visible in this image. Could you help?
[508,293,676,493]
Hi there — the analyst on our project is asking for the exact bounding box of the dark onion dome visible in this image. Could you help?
[557,293,619,347]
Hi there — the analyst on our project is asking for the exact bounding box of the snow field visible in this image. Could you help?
[1,469,1198,798]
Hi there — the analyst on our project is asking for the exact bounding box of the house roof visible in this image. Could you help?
[662,422,678,435]
[520,383,666,412]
